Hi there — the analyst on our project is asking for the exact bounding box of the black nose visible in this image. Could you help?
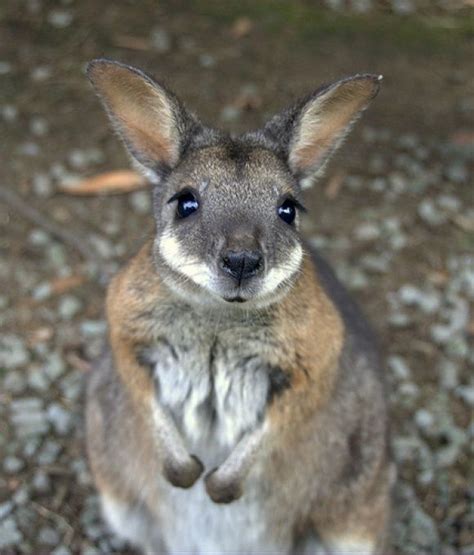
[220,250,264,283]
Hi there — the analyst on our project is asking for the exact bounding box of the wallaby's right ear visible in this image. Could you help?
[87,59,200,182]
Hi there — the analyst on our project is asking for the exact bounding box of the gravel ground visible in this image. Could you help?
[0,1,473,553]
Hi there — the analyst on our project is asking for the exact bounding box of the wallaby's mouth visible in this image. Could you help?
[224,296,247,303]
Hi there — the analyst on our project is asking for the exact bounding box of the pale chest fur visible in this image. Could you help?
[145,309,289,553]
[146,306,279,466]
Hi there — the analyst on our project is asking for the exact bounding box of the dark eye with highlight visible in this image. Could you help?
[278,199,298,225]
[168,190,199,219]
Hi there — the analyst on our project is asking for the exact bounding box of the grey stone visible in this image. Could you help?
[22,438,40,458]
[68,149,88,170]
[48,9,74,28]
[47,244,67,268]
[418,199,447,226]
[0,517,23,548]
[388,311,411,328]
[31,65,52,82]
[445,161,468,183]
[354,222,380,241]
[58,295,83,319]
[360,253,390,273]
[59,371,83,401]
[38,440,62,465]
[0,501,14,520]
[3,456,25,474]
[220,105,242,123]
[409,505,439,549]
[3,370,27,394]
[89,235,115,260]
[32,470,51,493]
[0,61,12,74]
[198,53,216,68]
[44,351,67,381]
[30,116,49,137]
[39,526,60,545]
[150,27,171,52]
[129,190,151,214]
[47,402,74,435]
[32,173,54,198]
[11,398,49,437]
[0,335,30,369]
[28,229,52,246]
[1,104,18,122]
[388,355,411,380]
[456,385,474,407]
[437,194,461,212]
[28,365,51,391]
[19,141,40,157]
[80,319,107,336]
[415,409,435,431]
[438,358,459,390]
[52,547,72,555]
[32,281,52,301]
[12,486,29,505]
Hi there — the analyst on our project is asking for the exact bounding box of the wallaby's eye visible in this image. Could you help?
[278,199,297,225]
[169,190,199,219]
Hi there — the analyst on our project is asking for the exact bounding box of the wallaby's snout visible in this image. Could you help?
[219,226,265,286]
[219,248,264,284]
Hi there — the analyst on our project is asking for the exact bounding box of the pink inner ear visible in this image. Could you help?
[290,77,378,173]
[293,110,353,171]
[118,119,176,166]
[90,63,179,167]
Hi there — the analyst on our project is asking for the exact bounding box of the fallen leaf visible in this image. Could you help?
[230,17,253,39]
[324,171,346,200]
[449,130,474,146]
[452,214,474,232]
[66,351,92,373]
[113,35,150,50]
[59,170,146,195]
[28,327,54,346]
[50,274,86,295]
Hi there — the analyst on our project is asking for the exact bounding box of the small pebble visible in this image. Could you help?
[3,456,25,474]
[129,190,151,214]
[38,526,60,546]
[387,355,411,380]
[58,295,83,320]
[48,9,74,28]
[150,27,171,52]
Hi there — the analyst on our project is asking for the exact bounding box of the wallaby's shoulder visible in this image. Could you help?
[106,239,164,331]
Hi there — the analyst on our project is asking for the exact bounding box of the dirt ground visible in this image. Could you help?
[0,1,473,553]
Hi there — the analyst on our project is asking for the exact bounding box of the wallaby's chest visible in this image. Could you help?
[147,313,276,462]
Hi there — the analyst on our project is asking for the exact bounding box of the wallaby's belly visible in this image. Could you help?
[149,328,289,553]
[157,473,288,554]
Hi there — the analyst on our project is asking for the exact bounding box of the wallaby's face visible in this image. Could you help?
[88,60,381,307]
[154,145,304,305]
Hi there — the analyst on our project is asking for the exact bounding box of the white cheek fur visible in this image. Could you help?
[259,243,303,296]
[159,233,212,289]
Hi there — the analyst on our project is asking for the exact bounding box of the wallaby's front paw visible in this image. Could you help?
[205,468,243,504]
[164,455,204,489]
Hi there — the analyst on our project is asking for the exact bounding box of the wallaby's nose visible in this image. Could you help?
[220,250,264,283]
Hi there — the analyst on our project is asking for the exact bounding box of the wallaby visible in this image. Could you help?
[86,59,392,554]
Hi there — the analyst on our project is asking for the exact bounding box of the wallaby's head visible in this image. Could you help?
[88,59,381,308]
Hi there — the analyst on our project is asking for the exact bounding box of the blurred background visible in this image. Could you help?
[0,1,473,553]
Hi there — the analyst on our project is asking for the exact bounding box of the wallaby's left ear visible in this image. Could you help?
[87,59,201,183]
[263,74,382,188]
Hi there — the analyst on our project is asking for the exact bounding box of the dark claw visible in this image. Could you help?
[164,455,204,489]
[205,468,243,504]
